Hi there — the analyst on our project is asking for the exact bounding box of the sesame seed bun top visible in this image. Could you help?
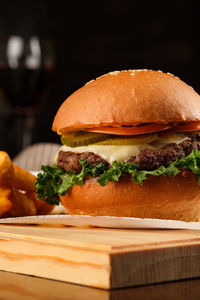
[52,69,200,134]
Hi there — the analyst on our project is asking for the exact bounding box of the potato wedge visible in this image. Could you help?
[0,187,12,215]
[26,191,54,215]
[8,188,37,217]
[0,151,54,217]
[0,151,14,187]
[13,164,36,192]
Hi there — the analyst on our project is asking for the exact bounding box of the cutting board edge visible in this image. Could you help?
[110,243,200,289]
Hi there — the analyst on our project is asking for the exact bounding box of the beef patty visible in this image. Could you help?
[57,151,109,173]
[57,134,200,173]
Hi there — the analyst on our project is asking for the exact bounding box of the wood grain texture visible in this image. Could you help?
[0,225,200,289]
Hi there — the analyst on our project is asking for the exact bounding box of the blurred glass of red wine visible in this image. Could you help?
[0,36,54,156]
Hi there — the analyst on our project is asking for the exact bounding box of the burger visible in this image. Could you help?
[36,69,200,221]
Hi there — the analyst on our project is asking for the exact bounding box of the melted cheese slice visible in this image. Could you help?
[56,144,151,165]
[55,133,188,165]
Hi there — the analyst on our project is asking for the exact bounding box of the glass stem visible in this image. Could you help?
[22,115,35,149]
[12,113,35,153]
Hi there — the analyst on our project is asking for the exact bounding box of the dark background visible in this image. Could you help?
[0,0,199,157]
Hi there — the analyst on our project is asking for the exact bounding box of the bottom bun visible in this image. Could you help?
[60,170,200,222]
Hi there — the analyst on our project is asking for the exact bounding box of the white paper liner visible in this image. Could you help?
[0,214,200,230]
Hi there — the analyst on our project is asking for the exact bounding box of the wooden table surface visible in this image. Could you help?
[0,270,200,300]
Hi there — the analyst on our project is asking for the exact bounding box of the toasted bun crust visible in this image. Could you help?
[60,171,200,222]
[53,70,200,134]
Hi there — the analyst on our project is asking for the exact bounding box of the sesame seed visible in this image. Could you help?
[96,70,120,80]
[108,71,120,75]
[167,72,179,79]
[85,79,95,85]
[135,69,148,72]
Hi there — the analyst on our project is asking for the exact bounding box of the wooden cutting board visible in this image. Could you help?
[0,225,200,289]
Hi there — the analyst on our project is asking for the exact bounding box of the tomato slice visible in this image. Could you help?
[172,121,200,132]
[85,124,172,135]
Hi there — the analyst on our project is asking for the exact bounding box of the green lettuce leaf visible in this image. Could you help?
[36,150,200,205]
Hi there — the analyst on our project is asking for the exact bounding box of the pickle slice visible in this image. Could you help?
[61,131,111,147]
[95,134,158,145]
